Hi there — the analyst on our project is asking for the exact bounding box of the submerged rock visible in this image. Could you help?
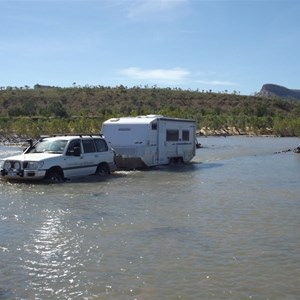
[293,147,300,153]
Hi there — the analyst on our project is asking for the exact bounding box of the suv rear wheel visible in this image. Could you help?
[96,163,110,176]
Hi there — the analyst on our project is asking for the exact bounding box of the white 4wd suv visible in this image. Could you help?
[0,135,116,183]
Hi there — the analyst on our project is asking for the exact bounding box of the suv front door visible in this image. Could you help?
[63,139,86,178]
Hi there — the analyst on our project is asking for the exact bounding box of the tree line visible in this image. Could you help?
[0,85,300,138]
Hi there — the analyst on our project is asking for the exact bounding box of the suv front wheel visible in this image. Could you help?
[45,170,64,183]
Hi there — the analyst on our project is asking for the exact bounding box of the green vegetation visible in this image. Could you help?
[1,85,300,138]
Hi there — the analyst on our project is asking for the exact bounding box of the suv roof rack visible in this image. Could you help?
[40,133,103,138]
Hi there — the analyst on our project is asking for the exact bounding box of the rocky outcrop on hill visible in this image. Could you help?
[258,84,300,100]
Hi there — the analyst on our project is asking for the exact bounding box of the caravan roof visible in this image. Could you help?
[103,115,195,125]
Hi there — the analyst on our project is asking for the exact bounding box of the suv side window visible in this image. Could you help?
[94,139,108,152]
[66,139,81,156]
[82,139,96,153]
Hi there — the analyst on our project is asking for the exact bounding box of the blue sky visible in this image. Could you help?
[1,0,299,95]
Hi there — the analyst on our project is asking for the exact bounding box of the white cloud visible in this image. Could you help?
[118,67,238,90]
[196,79,237,86]
[127,0,188,20]
[119,67,190,83]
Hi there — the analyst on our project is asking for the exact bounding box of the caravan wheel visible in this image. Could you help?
[169,157,184,164]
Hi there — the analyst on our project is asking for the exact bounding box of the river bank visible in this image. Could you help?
[0,134,30,146]
[197,125,275,136]
[1,130,299,153]
[0,132,265,147]
[0,126,273,144]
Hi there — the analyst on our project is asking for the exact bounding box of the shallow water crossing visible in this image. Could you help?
[0,137,300,299]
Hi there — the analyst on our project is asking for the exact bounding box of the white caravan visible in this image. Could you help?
[101,115,197,169]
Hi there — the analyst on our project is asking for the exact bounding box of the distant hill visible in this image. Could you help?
[258,84,300,100]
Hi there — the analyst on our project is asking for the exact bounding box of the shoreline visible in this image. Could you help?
[1,134,299,154]
[0,132,297,145]
[2,125,299,144]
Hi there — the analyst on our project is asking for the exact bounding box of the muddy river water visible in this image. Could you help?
[0,136,299,299]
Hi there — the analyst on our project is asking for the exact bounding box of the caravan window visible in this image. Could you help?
[166,130,179,141]
[151,123,157,130]
[182,130,190,141]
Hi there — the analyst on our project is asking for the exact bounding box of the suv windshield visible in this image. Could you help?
[30,139,68,154]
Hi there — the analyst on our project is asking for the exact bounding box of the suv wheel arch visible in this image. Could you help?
[45,167,64,183]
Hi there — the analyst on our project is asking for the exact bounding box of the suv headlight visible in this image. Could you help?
[4,161,12,171]
[13,162,21,170]
[25,161,44,170]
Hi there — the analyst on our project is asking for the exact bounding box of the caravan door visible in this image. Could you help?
[144,121,159,166]
[157,120,179,164]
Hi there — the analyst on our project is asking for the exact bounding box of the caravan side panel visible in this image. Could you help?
[102,123,148,158]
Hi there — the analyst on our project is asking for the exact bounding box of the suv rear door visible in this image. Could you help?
[94,138,112,165]
[82,138,113,173]
[80,138,99,175]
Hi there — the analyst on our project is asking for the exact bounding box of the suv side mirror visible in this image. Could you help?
[73,147,81,156]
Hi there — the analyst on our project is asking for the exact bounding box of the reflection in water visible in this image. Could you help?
[21,208,104,299]
[23,211,70,297]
